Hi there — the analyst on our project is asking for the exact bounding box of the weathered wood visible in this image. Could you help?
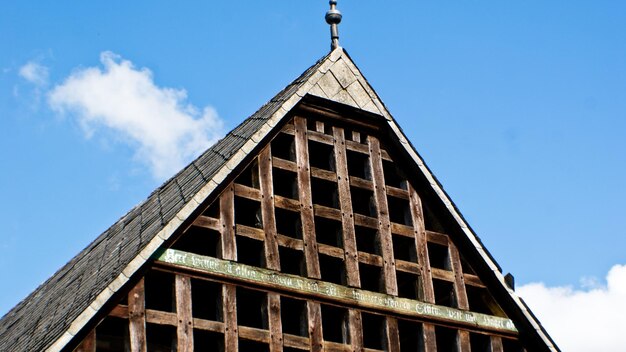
[357,251,384,267]
[306,128,335,146]
[193,215,221,231]
[236,224,265,241]
[283,334,310,350]
[128,278,147,352]
[234,183,262,201]
[74,329,95,352]
[277,235,304,251]
[386,186,409,200]
[311,167,338,182]
[457,330,471,352]
[109,305,128,319]
[352,131,361,143]
[239,326,270,343]
[318,243,345,258]
[395,260,421,275]
[193,318,224,333]
[426,230,449,246]
[259,147,281,271]
[220,186,237,261]
[268,293,284,352]
[294,116,321,279]
[354,214,379,229]
[223,284,238,352]
[146,309,177,326]
[274,194,300,212]
[368,136,398,295]
[157,249,519,333]
[408,184,435,304]
[449,241,469,310]
[348,309,363,351]
[385,317,401,352]
[175,275,194,352]
[272,156,298,172]
[390,223,413,237]
[314,204,342,221]
[422,324,437,352]
[308,301,324,352]
[349,175,373,191]
[315,121,325,133]
[333,127,361,287]
[490,336,504,352]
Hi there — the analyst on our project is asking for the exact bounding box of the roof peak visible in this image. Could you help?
[325,0,342,50]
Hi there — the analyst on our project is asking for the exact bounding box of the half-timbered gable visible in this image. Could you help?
[0,48,558,352]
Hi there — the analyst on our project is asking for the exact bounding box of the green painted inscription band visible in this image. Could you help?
[155,248,517,333]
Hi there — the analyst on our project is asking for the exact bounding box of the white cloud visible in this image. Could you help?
[48,51,224,180]
[19,61,49,87]
[518,264,626,352]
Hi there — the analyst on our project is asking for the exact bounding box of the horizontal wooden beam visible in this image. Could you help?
[155,248,517,334]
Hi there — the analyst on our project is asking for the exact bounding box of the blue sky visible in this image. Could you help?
[2,2,626,350]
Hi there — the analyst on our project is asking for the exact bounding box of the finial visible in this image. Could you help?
[325,0,342,50]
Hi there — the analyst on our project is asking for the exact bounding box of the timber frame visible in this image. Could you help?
[0,48,559,352]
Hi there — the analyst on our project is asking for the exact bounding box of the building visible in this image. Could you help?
[0,3,558,352]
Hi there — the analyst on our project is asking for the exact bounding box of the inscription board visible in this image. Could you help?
[155,248,517,333]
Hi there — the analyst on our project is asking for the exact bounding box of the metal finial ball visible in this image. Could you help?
[325,8,342,25]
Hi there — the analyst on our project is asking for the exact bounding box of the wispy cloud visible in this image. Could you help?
[519,264,626,352]
[19,61,49,87]
[48,51,224,180]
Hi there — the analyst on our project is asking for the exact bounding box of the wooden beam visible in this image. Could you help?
[449,241,469,310]
[348,309,363,351]
[220,186,237,261]
[457,330,471,352]
[267,293,284,352]
[408,184,435,304]
[223,284,238,352]
[315,121,325,133]
[294,116,321,279]
[259,147,281,271]
[333,127,360,288]
[368,136,398,295]
[385,317,401,352]
[128,278,147,352]
[74,329,95,352]
[192,215,220,231]
[422,324,437,352]
[307,302,324,352]
[491,336,504,352]
[175,275,194,352]
[157,249,519,334]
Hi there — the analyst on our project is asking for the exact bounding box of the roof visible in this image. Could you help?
[0,47,559,352]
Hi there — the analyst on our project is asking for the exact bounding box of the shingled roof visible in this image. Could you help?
[0,48,559,352]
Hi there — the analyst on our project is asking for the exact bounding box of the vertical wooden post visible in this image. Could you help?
[223,284,238,352]
[74,329,96,352]
[347,309,363,351]
[491,336,504,352]
[267,293,283,352]
[449,241,469,310]
[457,330,471,352]
[385,318,401,352]
[307,302,324,352]
[220,186,237,261]
[128,278,147,352]
[315,121,325,133]
[175,275,194,352]
[408,184,435,303]
[333,126,360,288]
[422,324,437,352]
[294,116,321,279]
[367,136,397,295]
[259,147,281,271]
